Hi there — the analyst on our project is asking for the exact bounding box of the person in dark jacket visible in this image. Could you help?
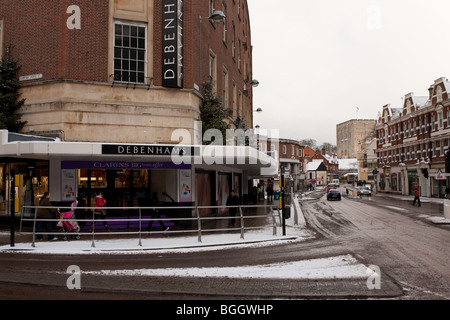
[226,190,241,227]
[75,193,87,229]
[146,192,169,232]
[36,192,58,240]
[412,185,421,207]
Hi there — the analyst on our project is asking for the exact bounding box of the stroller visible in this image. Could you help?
[56,201,81,241]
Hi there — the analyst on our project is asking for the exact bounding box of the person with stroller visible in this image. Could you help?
[90,192,110,232]
[36,192,58,241]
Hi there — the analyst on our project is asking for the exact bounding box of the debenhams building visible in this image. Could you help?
[0,0,276,218]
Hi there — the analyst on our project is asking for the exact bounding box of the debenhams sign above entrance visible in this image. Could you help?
[102,144,196,156]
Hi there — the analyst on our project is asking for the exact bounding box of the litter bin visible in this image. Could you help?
[283,206,291,219]
[444,199,450,219]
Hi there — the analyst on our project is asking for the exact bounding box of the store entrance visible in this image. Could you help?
[78,169,151,214]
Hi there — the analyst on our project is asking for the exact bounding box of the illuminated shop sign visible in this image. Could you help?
[162,0,183,88]
[101,144,197,156]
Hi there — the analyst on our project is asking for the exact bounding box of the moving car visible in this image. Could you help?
[357,186,372,197]
[327,183,337,192]
[331,179,340,187]
[327,189,342,201]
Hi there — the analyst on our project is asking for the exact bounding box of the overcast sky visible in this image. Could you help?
[247,0,450,146]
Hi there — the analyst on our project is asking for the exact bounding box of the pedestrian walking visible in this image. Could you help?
[146,192,169,232]
[412,185,421,207]
[267,185,274,202]
[90,192,110,232]
[227,190,241,227]
[75,193,87,229]
[36,192,58,240]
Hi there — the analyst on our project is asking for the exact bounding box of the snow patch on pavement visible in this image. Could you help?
[84,254,369,280]
[0,227,315,255]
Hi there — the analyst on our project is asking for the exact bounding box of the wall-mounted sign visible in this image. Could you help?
[179,169,192,202]
[162,0,183,88]
[61,169,77,202]
[19,74,43,82]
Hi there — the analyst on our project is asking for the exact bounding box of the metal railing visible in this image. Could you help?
[20,205,283,248]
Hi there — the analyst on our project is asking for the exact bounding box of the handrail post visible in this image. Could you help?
[138,208,143,247]
[196,206,202,243]
[239,206,244,240]
[31,207,37,248]
[91,210,96,248]
[272,206,277,236]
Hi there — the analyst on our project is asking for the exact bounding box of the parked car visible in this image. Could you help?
[327,189,342,201]
[357,186,372,197]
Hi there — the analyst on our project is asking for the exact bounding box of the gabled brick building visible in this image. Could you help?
[375,77,450,197]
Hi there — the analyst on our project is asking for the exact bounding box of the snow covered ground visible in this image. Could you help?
[0,216,314,255]
[85,254,371,280]
[0,211,375,281]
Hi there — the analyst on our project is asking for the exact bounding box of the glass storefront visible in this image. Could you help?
[78,169,151,211]
[0,160,49,216]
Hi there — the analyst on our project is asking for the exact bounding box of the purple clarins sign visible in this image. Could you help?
[61,161,191,170]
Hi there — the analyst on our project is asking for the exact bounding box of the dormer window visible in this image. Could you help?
[436,86,443,103]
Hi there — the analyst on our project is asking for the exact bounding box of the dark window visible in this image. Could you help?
[114,23,146,83]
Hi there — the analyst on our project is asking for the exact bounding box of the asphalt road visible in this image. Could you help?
[0,187,449,301]
[300,188,450,300]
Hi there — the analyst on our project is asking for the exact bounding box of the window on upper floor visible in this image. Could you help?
[222,3,227,43]
[0,20,3,57]
[113,22,147,84]
[209,50,217,90]
[222,66,229,109]
[231,22,236,59]
[447,109,450,128]
[209,0,215,16]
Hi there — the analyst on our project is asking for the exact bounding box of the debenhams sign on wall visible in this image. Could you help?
[162,0,183,88]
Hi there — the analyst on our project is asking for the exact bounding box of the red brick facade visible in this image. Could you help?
[375,77,450,197]
[0,0,254,129]
[0,0,109,83]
